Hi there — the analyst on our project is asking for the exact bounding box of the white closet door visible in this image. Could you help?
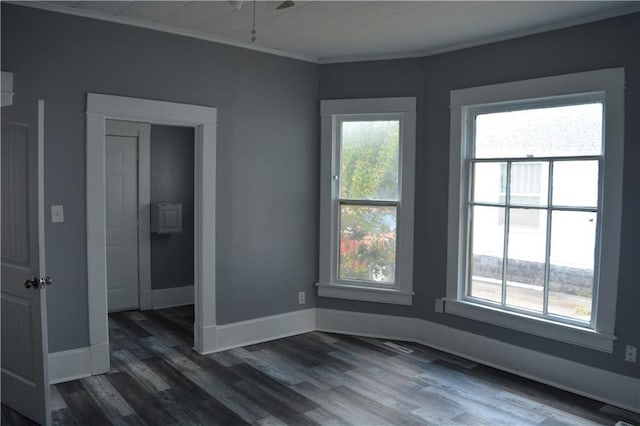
[106,131,140,312]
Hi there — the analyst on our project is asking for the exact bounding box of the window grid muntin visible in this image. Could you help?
[334,114,403,287]
[465,99,603,327]
[542,161,553,315]
[501,162,511,307]
[467,157,600,327]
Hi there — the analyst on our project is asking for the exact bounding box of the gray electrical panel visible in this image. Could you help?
[151,203,183,234]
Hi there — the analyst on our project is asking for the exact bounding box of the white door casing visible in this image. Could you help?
[1,100,51,425]
[105,121,150,312]
[86,94,217,376]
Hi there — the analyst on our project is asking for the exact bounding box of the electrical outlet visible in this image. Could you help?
[298,291,305,305]
[434,298,444,313]
[625,345,637,363]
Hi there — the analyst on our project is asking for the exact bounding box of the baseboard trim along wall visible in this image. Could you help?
[315,308,640,414]
[48,307,639,413]
[49,347,92,385]
[48,308,315,382]
[213,308,315,353]
[150,285,194,309]
[90,342,110,376]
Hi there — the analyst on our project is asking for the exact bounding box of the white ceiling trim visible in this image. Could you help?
[9,1,640,66]
[11,1,319,63]
[318,2,640,64]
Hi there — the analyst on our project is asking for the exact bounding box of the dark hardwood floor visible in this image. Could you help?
[2,305,638,425]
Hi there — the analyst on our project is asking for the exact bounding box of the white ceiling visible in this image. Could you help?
[28,1,640,63]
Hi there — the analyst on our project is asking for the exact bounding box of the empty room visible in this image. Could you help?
[1,1,639,425]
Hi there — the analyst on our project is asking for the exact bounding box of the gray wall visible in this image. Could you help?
[3,2,638,379]
[150,125,194,290]
[1,4,319,352]
[318,12,640,378]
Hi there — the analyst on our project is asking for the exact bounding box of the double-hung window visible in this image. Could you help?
[317,98,416,305]
[446,69,624,352]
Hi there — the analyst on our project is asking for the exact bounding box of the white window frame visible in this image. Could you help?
[317,97,416,305]
[445,68,624,353]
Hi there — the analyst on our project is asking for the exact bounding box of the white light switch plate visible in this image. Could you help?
[51,205,64,223]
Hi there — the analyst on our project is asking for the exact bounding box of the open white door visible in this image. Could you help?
[1,99,51,425]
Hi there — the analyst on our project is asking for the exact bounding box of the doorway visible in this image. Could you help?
[105,120,196,316]
[86,94,217,376]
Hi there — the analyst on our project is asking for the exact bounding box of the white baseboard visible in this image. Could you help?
[48,306,639,413]
[214,308,315,353]
[194,324,218,355]
[49,341,111,384]
[416,319,640,414]
[151,285,194,309]
[90,342,110,375]
[48,347,92,384]
[316,307,416,341]
[139,290,152,310]
[50,308,314,380]
[316,308,640,414]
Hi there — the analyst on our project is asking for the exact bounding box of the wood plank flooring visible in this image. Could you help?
[2,305,639,425]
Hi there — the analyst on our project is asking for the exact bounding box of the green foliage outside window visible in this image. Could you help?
[338,121,399,283]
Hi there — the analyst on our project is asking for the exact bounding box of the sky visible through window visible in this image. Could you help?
[475,103,602,158]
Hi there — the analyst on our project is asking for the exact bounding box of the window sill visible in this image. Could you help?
[443,298,616,353]
[316,282,413,305]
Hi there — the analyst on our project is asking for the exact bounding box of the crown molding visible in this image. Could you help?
[318,3,640,64]
[7,1,319,64]
[7,1,640,66]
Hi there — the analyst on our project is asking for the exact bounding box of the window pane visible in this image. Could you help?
[472,162,505,204]
[552,160,599,208]
[468,206,504,304]
[339,205,396,283]
[340,120,399,200]
[475,103,603,158]
[510,162,548,207]
[505,208,547,312]
[548,211,595,322]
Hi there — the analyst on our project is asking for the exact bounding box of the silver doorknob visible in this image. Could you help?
[23,276,52,289]
[24,277,39,289]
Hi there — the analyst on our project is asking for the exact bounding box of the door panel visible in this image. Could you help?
[1,125,29,264]
[1,101,50,425]
[106,134,139,312]
[1,294,36,380]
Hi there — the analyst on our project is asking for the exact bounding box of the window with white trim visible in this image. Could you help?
[446,69,624,352]
[317,98,416,305]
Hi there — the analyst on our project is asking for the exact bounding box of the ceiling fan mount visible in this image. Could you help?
[228,1,295,11]
[228,0,296,43]
[276,1,295,10]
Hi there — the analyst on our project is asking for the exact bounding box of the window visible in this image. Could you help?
[317,98,416,305]
[498,162,543,228]
[446,69,624,352]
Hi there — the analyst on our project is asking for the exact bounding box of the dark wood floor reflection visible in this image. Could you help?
[3,305,639,425]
